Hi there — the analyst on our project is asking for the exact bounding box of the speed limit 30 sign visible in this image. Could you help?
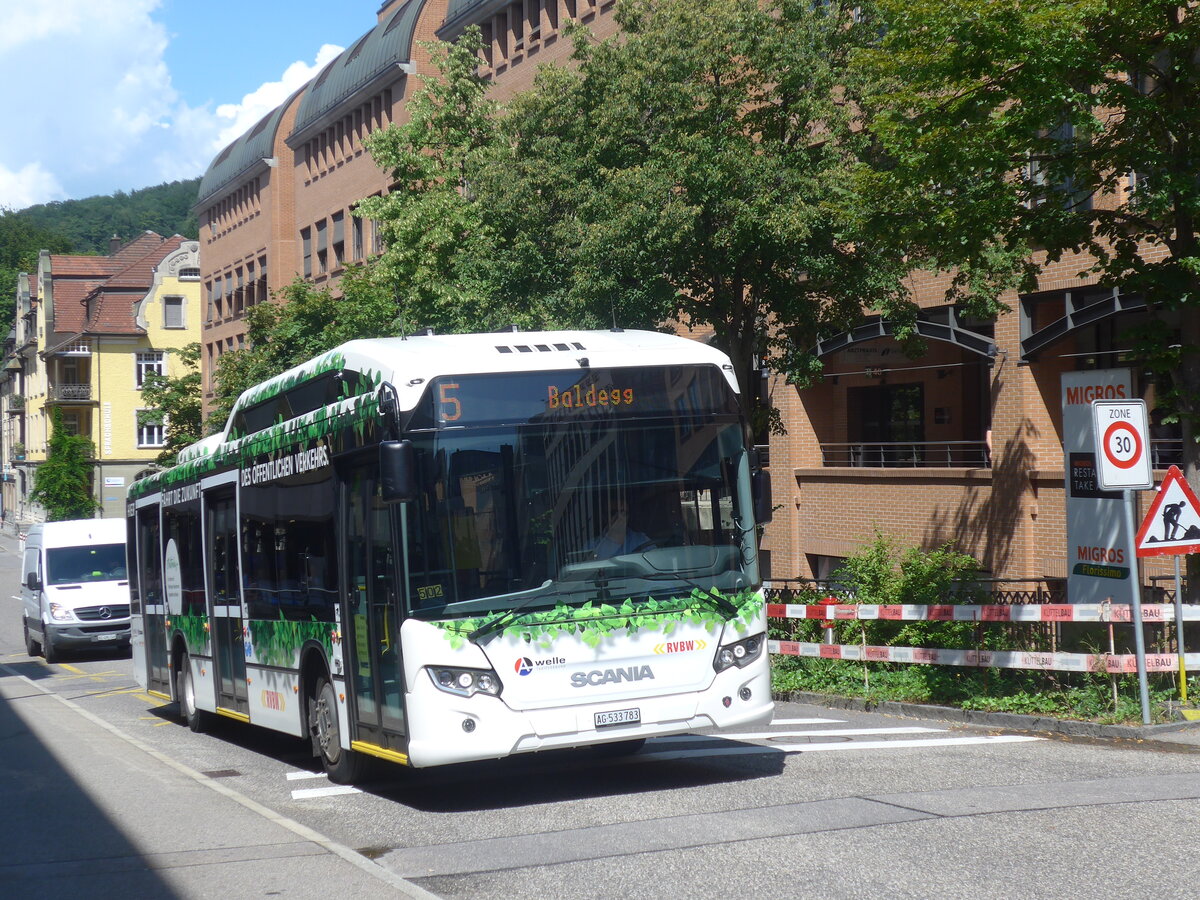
[1092,399,1153,491]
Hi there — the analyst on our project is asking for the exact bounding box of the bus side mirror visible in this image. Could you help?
[380,440,417,503]
[752,468,773,525]
[26,571,41,592]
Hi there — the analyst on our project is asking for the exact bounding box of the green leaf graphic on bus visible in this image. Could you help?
[247,615,335,668]
[435,589,763,649]
[172,614,210,655]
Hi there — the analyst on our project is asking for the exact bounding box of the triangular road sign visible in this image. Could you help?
[1136,465,1200,557]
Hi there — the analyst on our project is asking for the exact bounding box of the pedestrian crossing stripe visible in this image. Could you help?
[1136,465,1200,557]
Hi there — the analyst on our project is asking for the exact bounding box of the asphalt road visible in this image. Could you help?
[2,529,1198,899]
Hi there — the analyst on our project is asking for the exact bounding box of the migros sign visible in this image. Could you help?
[1065,383,1127,406]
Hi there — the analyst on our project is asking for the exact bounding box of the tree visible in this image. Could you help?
[362,4,912,434]
[0,209,71,325]
[855,0,1200,587]
[858,2,1200,453]
[31,409,99,521]
[208,268,400,429]
[138,343,204,466]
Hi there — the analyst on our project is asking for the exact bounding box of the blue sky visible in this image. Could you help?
[0,1,393,210]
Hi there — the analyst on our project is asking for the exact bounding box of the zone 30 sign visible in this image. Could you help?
[1091,400,1153,491]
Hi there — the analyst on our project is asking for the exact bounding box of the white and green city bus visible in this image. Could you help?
[126,329,773,781]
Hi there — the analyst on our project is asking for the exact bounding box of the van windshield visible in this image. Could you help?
[46,544,127,584]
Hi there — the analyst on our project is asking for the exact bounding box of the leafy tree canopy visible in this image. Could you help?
[14,179,200,254]
[139,343,204,467]
[207,269,400,431]
[31,409,99,521]
[857,1,1200,461]
[361,2,912,433]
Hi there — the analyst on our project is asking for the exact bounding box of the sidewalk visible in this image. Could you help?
[0,666,436,900]
[779,690,1200,751]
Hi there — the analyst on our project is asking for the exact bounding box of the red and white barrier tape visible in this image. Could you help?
[768,640,1200,674]
[766,602,1200,623]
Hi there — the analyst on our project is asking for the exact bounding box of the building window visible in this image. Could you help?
[302,227,312,278]
[332,212,345,270]
[179,267,200,280]
[352,217,364,261]
[316,219,328,274]
[163,296,185,328]
[136,351,165,389]
[136,410,165,448]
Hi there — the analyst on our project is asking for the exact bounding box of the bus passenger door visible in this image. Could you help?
[342,460,406,751]
[206,487,248,713]
[137,504,170,695]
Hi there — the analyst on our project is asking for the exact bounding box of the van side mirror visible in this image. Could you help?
[752,468,773,525]
[379,440,417,503]
[26,571,41,592]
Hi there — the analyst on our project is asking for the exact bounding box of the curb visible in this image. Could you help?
[775,690,1200,747]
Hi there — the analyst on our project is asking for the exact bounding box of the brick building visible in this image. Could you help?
[196,1,1176,594]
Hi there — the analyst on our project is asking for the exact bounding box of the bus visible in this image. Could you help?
[127,329,773,782]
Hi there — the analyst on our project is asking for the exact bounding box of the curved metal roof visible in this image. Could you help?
[196,92,301,207]
[289,0,426,140]
[439,0,508,39]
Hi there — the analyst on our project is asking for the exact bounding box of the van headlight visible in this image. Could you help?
[713,633,764,673]
[48,602,77,623]
[427,666,502,698]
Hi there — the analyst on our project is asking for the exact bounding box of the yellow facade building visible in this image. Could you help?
[3,233,202,523]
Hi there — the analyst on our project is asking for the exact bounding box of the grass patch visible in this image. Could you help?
[770,656,1194,725]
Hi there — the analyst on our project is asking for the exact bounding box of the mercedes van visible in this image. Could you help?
[21,518,131,662]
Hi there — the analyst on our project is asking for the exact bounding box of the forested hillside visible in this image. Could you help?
[16,178,201,253]
[0,178,201,328]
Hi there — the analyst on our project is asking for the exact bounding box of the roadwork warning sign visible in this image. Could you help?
[1135,465,1200,558]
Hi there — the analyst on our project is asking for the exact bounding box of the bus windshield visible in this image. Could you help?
[402,366,754,619]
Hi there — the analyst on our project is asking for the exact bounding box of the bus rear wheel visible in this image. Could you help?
[309,677,366,785]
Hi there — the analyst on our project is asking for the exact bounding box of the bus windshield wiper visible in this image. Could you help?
[637,571,740,618]
[467,580,565,643]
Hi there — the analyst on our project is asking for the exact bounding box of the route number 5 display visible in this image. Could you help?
[1091,399,1153,491]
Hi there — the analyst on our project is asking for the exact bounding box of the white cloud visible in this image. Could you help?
[0,1,342,210]
[211,44,343,152]
[0,162,65,211]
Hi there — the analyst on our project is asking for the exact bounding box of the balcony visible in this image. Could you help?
[820,441,992,469]
[47,383,93,402]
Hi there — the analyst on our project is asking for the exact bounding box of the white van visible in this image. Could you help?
[21,518,131,662]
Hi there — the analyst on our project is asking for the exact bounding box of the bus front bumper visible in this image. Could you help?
[404,662,772,768]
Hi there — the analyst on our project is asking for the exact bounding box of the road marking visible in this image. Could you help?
[769,717,845,725]
[287,771,328,781]
[639,733,1044,762]
[774,735,1045,752]
[291,785,361,800]
[705,726,946,741]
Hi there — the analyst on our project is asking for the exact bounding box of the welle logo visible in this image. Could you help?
[514,656,566,676]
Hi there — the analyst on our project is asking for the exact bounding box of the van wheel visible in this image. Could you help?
[23,615,40,656]
[176,653,211,733]
[309,677,366,785]
[42,619,59,664]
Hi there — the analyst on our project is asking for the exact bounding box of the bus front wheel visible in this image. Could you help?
[309,678,365,784]
[177,653,211,733]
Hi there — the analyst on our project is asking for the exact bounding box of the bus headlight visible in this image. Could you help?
[428,666,502,698]
[48,602,76,623]
[713,634,764,673]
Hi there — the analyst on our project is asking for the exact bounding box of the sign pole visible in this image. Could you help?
[1123,489,1152,725]
[1174,555,1188,705]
